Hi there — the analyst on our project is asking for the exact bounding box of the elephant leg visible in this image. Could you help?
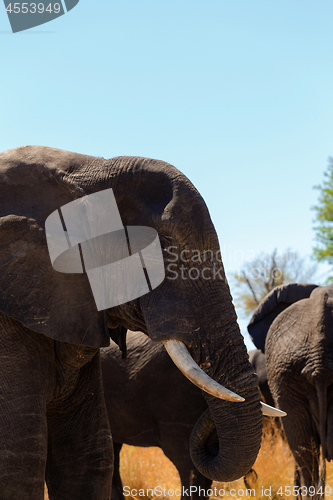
[0,321,50,500]
[46,353,113,500]
[112,442,124,500]
[168,458,212,500]
[292,437,319,495]
[189,468,213,500]
[243,468,258,491]
[160,429,212,500]
[317,458,326,499]
[294,464,302,500]
[280,403,319,499]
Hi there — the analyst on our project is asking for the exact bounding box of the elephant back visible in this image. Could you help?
[248,283,318,353]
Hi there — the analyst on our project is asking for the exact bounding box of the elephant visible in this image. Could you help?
[101,330,211,500]
[248,349,284,441]
[0,145,275,500]
[248,282,333,498]
[248,349,274,408]
[101,335,274,500]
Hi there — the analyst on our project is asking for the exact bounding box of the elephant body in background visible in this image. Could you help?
[248,349,274,408]
[248,283,333,498]
[101,336,269,500]
[0,146,262,500]
[101,331,211,500]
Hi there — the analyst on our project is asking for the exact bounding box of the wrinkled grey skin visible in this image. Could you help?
[248,349,283,439]
[101,338,267,500]
[248,283,333,499]
[248,349,274,408]
[0,146,262,500]
[101,331,211,500]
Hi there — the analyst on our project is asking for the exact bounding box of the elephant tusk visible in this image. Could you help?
[261,402,287,417]
[163,339,245,402]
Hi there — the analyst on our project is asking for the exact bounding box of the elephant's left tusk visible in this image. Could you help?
[163,339,245,402]
[261,402,287,417]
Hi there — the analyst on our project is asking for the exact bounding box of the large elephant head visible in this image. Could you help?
[0,145,263,481]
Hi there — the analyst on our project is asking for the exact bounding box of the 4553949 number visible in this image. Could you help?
[277,486,332,497]
[5,3,61,14]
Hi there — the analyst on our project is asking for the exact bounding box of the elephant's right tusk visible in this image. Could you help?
[163,339,245,402]
[261,402,287,417]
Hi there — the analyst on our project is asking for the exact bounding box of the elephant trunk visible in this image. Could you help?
[190,357,262,482]
[141,259,263,482]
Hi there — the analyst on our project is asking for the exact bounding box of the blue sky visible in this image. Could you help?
[1,0,333,348]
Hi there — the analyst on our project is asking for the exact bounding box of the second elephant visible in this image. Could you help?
[101,334,271,500]
[248,283,333,498]
[248,349,274,409]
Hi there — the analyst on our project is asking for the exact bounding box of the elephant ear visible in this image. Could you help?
[248,283,319,353]
[0,146,110,347]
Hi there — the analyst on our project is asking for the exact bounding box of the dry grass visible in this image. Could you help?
[120,445,181,498]
[43,421,333,500]
[118,421,333,500]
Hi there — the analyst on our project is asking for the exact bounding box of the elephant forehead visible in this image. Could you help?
[267,294,333,356]
[0,163,83,222]
[310,283,333,300]
[308,290,333,338]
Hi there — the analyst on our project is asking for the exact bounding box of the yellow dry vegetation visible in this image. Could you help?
[43,421,333,500]
[118,421,333,500]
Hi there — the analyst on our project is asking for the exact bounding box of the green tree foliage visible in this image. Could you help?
[312,158,333,265]
[232,248,317,316]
